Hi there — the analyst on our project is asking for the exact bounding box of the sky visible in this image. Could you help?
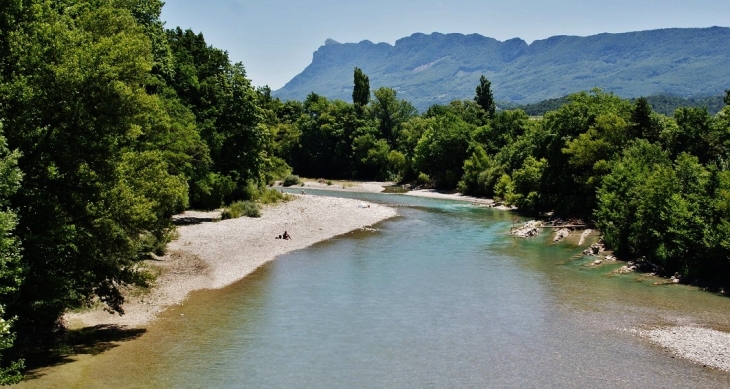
[160,0,730,91]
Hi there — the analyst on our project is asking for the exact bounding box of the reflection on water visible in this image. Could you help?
[19,192,730,388]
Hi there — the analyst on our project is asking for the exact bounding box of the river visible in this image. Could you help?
[18,191,730,388]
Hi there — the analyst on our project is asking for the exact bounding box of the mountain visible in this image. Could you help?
[273,27,730,111]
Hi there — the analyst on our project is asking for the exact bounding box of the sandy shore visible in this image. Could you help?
[404,189,517,210]
[290,179,394,193]
[293,179,513,209]
[641,326,730,372]
[65,195,396,328]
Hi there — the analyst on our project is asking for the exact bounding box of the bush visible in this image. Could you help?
[282,174,302,187]
[259,188,293,205]
[240,180,260,201]
[264,156,292,184]
[221,201,260,219]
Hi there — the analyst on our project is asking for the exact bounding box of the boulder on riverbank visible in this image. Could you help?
[578,229,593,246]
[583,239,605,256]
[510,220,543,237]
[553,228,570,242]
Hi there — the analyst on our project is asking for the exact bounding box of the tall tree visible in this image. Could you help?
[0,125,24,385]
[630,97,653,140]
[1,0,188,340]
[725,89,730,106]
[413,112,474,188]
[474,75,496,119]
[370,87,417,148]
[352,67,370,112]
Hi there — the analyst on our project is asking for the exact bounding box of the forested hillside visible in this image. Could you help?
[274,28,730,111]
[0,1,728,383]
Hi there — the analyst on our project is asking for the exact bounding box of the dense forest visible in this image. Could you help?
[0,0,728,383]
[510,94,726,117]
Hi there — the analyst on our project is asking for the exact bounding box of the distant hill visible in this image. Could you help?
[273,27,730,111]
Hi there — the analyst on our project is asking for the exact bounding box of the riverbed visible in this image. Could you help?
[18,191,730,388]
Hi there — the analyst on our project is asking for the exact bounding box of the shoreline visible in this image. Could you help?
[65,194,397,329]
[640,326,730,372]
[290,179,514,209]
[402,189,513,209]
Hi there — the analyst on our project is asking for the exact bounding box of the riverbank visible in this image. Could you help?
[291,179,395,193]
[404,189,512,208]
[289,179,514,209]
[65,195,397,329]
[641,326,730,372]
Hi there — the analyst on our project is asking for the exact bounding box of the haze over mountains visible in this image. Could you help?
[273,27,730,111]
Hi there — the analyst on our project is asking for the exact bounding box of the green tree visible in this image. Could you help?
[352,67,370,113]
[371,87,417,148]
[474,75,496,119]
[125,0,174,80]
[668,107,714,163]
[294,94,357,178]
[595,141,671,256]
[630,97,659,142]
[426,100,484,127]
[165,27,271,207]
[352,134,390,180]
[413,113,473,188]
[537,89,633,214]
[562,112,630,206]
[506,156,548,211]
[0,125,24,385]
[0,0,188,340]
[458,144,493,196]
[395,116,436,181]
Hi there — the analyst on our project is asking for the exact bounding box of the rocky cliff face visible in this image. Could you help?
[273,27,730,111]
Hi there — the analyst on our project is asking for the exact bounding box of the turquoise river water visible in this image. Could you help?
[19,191,730,388]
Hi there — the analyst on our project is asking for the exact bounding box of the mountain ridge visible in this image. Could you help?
[273,27,730,111]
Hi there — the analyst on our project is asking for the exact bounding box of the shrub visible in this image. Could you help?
[282,174,302,187]
[259,188,293,205]
[240,180,260,201]
[221,201,260,219]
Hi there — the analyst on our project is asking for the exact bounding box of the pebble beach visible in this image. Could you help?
[65,194,396,328]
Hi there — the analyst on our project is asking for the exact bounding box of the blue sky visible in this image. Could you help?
[161,0,730,90]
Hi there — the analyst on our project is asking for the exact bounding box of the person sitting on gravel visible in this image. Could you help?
[283,231,291,240]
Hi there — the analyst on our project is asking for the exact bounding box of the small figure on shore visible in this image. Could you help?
[275,234,282,239]
[283,231,291,240]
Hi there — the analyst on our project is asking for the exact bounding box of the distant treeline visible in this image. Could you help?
[0,0,728,383]
[507,94,726,116]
